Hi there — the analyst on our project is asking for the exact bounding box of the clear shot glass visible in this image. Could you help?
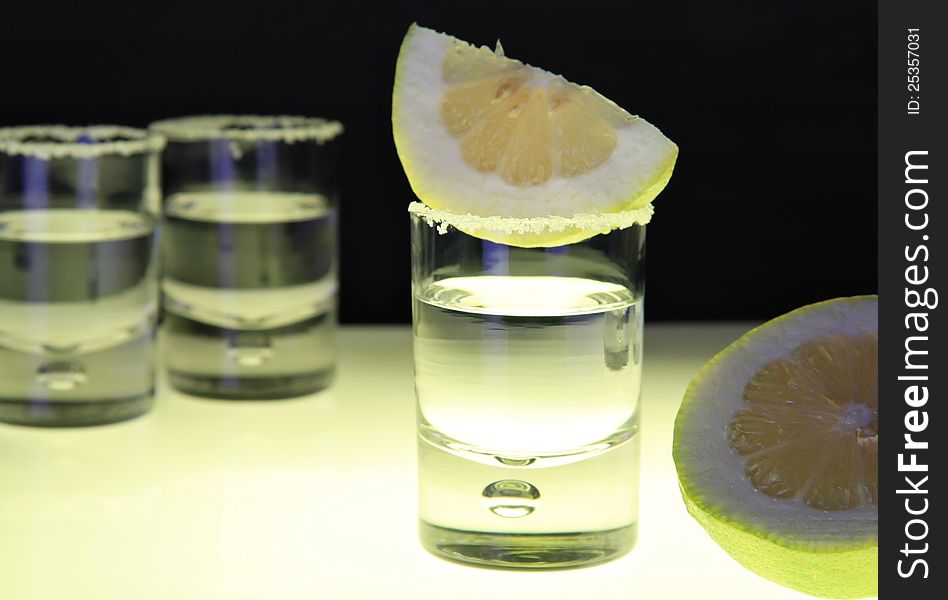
[0,126,163,427]
[149,115,343,399]
[410,203,649,568]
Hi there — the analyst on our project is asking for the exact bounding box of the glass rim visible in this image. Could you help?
[0,125,164,160]
[408,201,652,237]
[149,114,344,144]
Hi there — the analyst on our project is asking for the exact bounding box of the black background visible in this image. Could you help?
[0,1,877,323]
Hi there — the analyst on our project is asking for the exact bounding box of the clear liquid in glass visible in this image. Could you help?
[413,275,641,567]
[162,191,336,398]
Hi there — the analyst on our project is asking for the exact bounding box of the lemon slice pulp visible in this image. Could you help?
[729,333,878,511]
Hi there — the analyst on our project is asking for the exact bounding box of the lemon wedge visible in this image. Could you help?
[393,24,678,246]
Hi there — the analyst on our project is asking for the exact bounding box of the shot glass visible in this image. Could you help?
[411,202,649,568]
[149,115,343,399]
[0,126,163,427]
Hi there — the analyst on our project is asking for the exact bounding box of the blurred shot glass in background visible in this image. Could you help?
[149,116,343,399]
[0,126,163,426]
[410,204,647,568]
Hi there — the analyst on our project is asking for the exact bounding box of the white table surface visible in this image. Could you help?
[0,323,820,600]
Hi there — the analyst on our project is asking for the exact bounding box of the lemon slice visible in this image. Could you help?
[674,296,878,599]
[392,24,678,246]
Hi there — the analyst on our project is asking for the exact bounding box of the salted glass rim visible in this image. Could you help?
[0,125,164,159]
[408,201,652,237]
[149,114,344,144]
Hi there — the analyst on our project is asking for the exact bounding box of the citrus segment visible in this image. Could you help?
[552,90,618,177]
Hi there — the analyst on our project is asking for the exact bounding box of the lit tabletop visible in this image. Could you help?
[0,324,814,600]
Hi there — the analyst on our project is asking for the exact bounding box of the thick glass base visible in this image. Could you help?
[167,368,334,400]
[162,310,335,400]
[420,521,636,569]
[0,328,155,427]
[417,424,640,570]
[0,394,154,427]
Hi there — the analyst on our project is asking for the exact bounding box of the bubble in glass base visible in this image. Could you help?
[483,480,540,518]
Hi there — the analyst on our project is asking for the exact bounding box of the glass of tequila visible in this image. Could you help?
[0,126,163,426]
[150,115,343,399]
[411,203,648,568]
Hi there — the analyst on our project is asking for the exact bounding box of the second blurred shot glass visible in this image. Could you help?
[150,115,343,399]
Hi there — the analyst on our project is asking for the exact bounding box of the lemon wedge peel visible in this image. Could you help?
[408,201,652,247]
